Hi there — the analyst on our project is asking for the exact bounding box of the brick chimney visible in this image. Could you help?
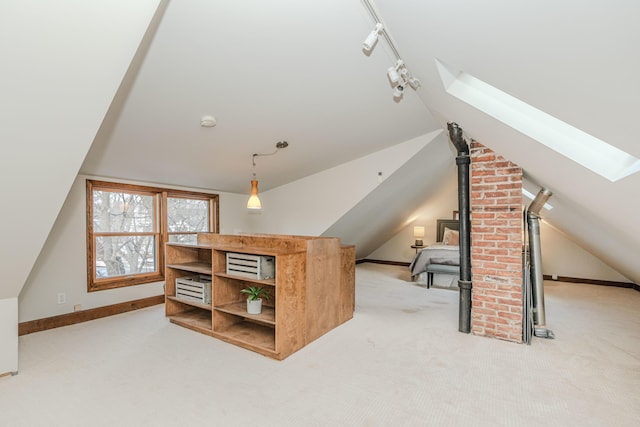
[469,141,524,343]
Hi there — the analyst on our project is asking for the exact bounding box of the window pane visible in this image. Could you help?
[93,191,155,233]
[167,198,209,233]
[95,236,156,277]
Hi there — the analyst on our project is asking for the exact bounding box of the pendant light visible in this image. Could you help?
[246,141,288,210]
[247,176,261,210]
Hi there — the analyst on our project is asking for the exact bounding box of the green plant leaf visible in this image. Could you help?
[240,286,270,301]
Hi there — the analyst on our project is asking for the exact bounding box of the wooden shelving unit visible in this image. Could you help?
[164,233,355,360]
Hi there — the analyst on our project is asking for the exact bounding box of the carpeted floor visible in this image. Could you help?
[2,263,639,426]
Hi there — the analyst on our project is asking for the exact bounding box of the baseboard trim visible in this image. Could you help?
[356,262,639,292]
[18,295,165,336]
[542,275,638,291]
[357,259,410,267]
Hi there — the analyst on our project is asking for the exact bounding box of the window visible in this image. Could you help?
[435,58,640,182]
[87,180,219,291]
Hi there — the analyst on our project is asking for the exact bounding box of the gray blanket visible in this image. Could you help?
[409,244,459,277]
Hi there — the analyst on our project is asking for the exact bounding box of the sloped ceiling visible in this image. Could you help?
[323,132,455,258]
[82,0,438,193]
[371,0,640,282]
[81,0,640,283]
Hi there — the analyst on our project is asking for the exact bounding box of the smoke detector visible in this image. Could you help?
[200,115,217,127]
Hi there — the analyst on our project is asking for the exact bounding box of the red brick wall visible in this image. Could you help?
[469,141,523,343]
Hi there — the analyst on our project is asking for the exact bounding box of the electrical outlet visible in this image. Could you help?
[73,304,82,312]
[57,293,66,304]
[552,274,558,280]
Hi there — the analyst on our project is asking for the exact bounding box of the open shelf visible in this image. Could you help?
[167,296,212,311]
[167,262,212,275]
[214,302,275,325]
[213,272,275,286]
[206,244,303,257]
[169,310,212,333]
[214,320,275,352]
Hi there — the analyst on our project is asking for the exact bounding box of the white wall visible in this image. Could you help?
[0,0,163,375]
[19,175,249,323]
[0,0,163,300]
[366,169,458,262]
[0,299,18,375]
[19,137,433,323]
[365,175,631,285]
[540,221,631,283]
[243,135,431,235]
[18,148,633,327]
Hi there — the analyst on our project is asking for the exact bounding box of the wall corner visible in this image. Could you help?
[0,298,19,375]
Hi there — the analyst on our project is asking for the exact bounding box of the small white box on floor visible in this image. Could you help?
[226,253,275,280]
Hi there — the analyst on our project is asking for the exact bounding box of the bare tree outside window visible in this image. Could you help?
[167,197,210,244]
[93,191,157,278]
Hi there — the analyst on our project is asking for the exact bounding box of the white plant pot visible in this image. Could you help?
[246,298,262,315]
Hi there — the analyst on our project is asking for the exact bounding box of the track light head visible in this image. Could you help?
[385,59,419,101]
[392,85,405,99]
[387,67,401,85]
[407,77,421,90]
[387,59,404,85]
[363,23,383,52]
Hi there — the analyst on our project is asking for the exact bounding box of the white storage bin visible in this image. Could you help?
[226,253,275,280]
[176,276,212,304]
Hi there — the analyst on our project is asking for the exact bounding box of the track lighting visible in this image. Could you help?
[386,59,419,101]
[363,23,383,52]
[361,0,420,101]
[388,62,419,101]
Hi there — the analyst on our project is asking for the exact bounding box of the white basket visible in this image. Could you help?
[176,276,212,304]
[226,253,275,280]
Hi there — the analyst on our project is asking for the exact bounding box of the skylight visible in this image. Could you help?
[435,59,640,182]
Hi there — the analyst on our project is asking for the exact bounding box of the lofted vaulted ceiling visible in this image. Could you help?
[81,0,640,283]
[82,0,438,193]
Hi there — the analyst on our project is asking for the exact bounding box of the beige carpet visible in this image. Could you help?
[2,263,639,426]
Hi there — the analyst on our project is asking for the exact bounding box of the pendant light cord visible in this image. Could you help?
[251,141,289,176]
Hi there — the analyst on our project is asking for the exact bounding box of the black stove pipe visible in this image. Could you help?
[448,122,472,334]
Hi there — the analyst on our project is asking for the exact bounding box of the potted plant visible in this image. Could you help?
[240,286,270,315]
